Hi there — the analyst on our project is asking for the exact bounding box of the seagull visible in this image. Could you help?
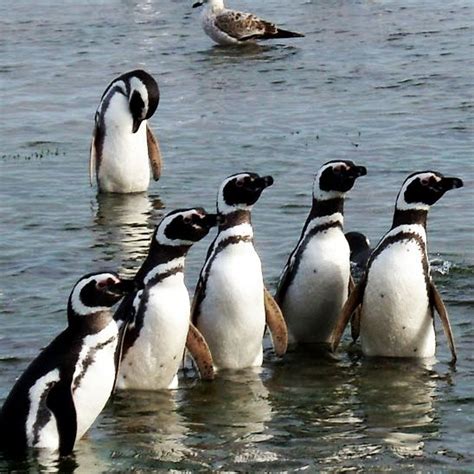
[192,0,304,46]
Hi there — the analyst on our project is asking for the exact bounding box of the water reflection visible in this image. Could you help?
[92,193,163,276]
[180,368,276,466]
[104,390,191,465]
[355,358,438,458]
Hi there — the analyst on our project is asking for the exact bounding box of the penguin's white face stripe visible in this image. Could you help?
[143,257,186,286]
[26,369,60,447]
[70,273,121,316]
[217,173,254,214]
[396,172,439,211]
[155,211,198,246]
[129,77,149,120]
[313,162,351,200]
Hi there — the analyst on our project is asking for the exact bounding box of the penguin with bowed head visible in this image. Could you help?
[191,172,288,370]
[89,69,163,194]
[331,170,463,363]
[274,160,367,348]
[0,272,134,456]
[114,208,219,390]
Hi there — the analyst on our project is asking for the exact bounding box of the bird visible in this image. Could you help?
[89,69,163,194]
[331,171,463,363]
[345,231,372,271]
[274,161,367,348]
[0,272,134,456]
[192,0,304,46]
[192,172,288,370]
[115,208,218,390]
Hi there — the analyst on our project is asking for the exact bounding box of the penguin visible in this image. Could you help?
[274,161,367,348]
[191,172,288,370]
[345,231,372,271]
[89,69,163,194]
[331,171,463,362]
[115,208,218,390]
[0,272,134,456]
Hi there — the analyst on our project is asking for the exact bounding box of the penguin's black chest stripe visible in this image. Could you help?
[72,335,117,391]
[122,267,184,357]
[195,234,254,314]
[279,220,343,302]
[368,231,431,297]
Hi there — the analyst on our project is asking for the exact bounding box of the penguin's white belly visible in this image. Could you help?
[361,241,435,358]
[72,321,118,441]
[198,243,265,369]
[202,12,240,45]
[98,125,150,193]
[118,277,190,390]
[282,231,350,344]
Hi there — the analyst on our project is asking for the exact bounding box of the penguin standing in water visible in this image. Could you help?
[274,160,367,347]
[115,208,218,390]
[192,172,288,370]
[331,171,463,362]
[0,272,134,456]
[89,69,163,194]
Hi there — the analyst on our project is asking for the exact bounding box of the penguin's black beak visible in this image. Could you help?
[109,278,137,297]
[349,165,367,179]
[132,119,142,134]
[202,213,221,229]
[193,1,203,7]
[439,176,463,192]
[255,175,274,191]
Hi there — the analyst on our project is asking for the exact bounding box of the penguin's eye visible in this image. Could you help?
[333,165,344,174]
[183,216,192,225]
[235,178,245,187]
[420,176,435,186]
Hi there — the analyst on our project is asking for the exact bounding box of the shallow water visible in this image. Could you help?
[1,0,473,471]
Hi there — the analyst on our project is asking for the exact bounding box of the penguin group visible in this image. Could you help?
[0,60,465,458]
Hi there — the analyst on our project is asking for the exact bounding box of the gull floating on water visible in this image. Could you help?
[192,0,304,46]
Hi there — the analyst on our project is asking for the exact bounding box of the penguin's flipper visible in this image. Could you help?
[146,124,163,181]
[186,323,215,380]
[46,380,77,456]
[331,283,364,352]
[349,276,361,343]
[264,287,288,356]
[430,282,457,363]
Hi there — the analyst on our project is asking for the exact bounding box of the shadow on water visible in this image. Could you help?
[91,193,164,276]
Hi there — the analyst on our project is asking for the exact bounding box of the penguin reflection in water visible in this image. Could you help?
[90,69,163,194]
[332,171,463,362]
[275,161,367,348]
[115,208,218,390]
[192,172,288,370]
[0,273,134,456]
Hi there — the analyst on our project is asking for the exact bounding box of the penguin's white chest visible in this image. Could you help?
[118,275,190,390]
[201,9,240,45]
[198,242,265,369]
[361,240,435,358]
[282,229,350,344]
[72,321,119,441]
[99,125,150,193]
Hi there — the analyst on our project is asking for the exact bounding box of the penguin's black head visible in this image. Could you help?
[218,172,274,214]
[314,160,367,199]
[397,171,463,210]
[124,69,160,133]
[154,208,220,246]
[68,272,135,317]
